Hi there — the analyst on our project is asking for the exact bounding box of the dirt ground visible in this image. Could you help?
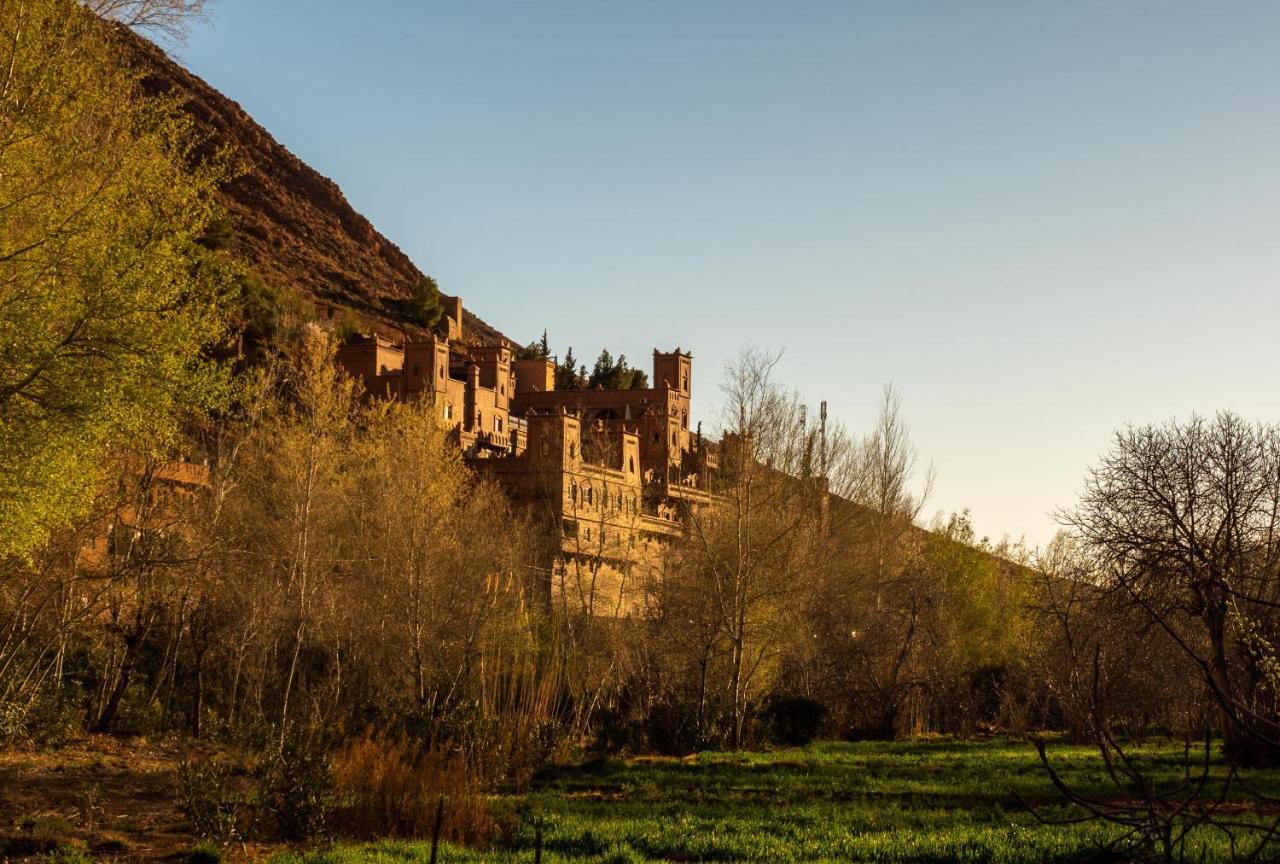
[0,735,269,862]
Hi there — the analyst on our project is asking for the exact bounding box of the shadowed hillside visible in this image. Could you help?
[123,28,509,347]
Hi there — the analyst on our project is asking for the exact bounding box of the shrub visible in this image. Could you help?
[186,841,223,864]
[0,688,83,745]
[760,696,827,747]
[177,757,240,843]
[88,832,129,856]
[330,731,494,844]
[3,828,60,857]
[37,845,93,864]
[258,736,331,841]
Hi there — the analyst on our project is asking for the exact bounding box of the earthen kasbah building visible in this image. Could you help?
[337,297,720,617]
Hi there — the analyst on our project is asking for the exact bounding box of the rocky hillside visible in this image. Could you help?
[123,29,508,347]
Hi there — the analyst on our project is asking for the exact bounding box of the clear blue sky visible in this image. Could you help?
[181,1,1280,548]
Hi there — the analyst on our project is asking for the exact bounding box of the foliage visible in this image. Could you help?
[555,347,585,390]
[331,732,494,843]
[0,0,233,559]
[759,696,827,746]
[587,350,648,390]
[406,275,444,330]
[515,330,552,361]
[177,757,240,842]
[259,736,332,841]
[186,843,224,864]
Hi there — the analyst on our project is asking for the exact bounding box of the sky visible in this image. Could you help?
[179,1,1280,548]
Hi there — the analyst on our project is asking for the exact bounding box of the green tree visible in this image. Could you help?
[587,350,649,390]
[516,329,552,361]
[0,0,232,559]
[407,275,443,331]
[556,347,583,390]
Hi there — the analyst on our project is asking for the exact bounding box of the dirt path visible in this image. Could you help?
[0,735,237,862]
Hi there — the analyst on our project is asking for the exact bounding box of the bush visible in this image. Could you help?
[3,828,60,857]
[186,841,223,864]
[258,736,331,841]
[177,757,240,842]
[760,696,827,747]
[644,700,703,756]
[37,846,93,864]
[330,731,494,844]
[0,688,83,746]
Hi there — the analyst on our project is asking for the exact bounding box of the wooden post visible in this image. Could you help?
[429,795,444,864]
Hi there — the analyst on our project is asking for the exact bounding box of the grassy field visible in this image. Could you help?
[272,738,1280,864]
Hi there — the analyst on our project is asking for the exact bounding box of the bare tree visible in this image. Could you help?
[1062,413,1280,768]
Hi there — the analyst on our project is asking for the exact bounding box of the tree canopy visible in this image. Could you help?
[0,0,233,558]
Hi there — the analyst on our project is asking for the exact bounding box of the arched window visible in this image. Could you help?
[570,480,578,504]
[586,487,594,505]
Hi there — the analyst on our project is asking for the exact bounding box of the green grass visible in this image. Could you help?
[272,738,1280,863]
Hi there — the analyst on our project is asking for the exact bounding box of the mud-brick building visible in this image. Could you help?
[335,296,722,616]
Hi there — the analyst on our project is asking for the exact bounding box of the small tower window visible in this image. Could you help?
[443,403,453,420]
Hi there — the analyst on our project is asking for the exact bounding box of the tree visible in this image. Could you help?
[0,0,232,559]
[671,348,822,748]
[516,330,552,361]
[226,325,358,745]
[556,348,583,390]
[407,275,444,331]
[587,350,648,390]
[1062,413,1280,768]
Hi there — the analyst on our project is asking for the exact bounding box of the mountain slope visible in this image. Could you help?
[124,29,508,347]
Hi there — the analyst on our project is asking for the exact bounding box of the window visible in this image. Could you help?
[570,480,578,504]
[682,410,688,430]
[495,416,502,432]
[569,441,576,459]
[683,373,689,391]
[413,364,421,376]
[653,431,660,443]
[629,456,635,473]
[439,367,444,379]
[586,487,594,505]
[443,403,453,420]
